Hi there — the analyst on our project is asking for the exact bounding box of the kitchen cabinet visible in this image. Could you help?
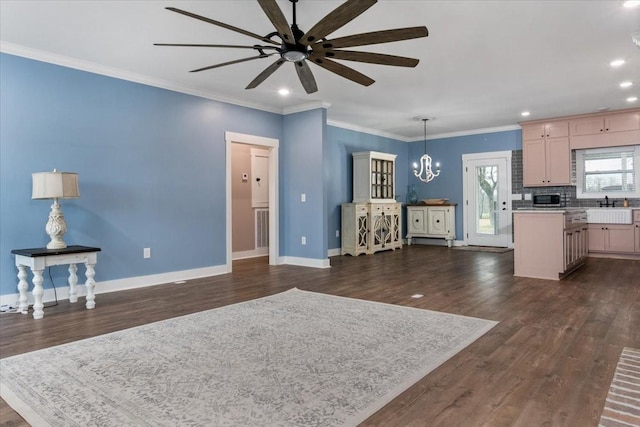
[514,210,587,280]
[406,205,456,247]
[521,120,571,187]
[570,111,640,136]
[588,224,636,253]
[569,109,640,149]
[341,202,402,255]
[352,151,396,203]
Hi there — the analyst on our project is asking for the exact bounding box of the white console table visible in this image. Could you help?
[11,246,101,319]
[406,204,457,247]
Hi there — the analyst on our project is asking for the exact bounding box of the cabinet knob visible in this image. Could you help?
[415,219,419,223]
[436,219,440,223]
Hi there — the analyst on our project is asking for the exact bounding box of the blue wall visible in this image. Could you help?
[325,126,408,250]
[0,52,525,298]
[0,53,283,295]
[408,130,523,237]
[282,109,327,259]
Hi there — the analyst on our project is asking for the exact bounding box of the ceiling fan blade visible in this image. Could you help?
[154,43,279,50]
[321,50,419,67]
[316,27,429,50]
[257,0,295,44]
[300,0,377,46]
[308,53,374,87]
[165,7,279,46]
[190,53,276,73]
[295,61,318,94]
[246,58,286,89]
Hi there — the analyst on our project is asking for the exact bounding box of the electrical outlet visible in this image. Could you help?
[301,236,306,245]
[301,193,306,202]
[143,248,151,258]
[524,193,532,201]
[336,230,340,238]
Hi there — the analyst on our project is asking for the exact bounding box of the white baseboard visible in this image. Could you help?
[327,248,341,257]
[232,248,268,260]
[279,256,331,269]
[0,264,228,307]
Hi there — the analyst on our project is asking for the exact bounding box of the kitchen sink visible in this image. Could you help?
[586,208,633,224]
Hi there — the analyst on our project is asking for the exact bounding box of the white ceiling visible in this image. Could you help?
[1,1,639,140]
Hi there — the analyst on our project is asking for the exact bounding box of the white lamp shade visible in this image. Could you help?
[32,171,80,199]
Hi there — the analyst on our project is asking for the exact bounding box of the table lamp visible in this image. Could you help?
[32,169,80,249]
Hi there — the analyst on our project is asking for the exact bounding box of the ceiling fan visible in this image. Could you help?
[155,0,429,94]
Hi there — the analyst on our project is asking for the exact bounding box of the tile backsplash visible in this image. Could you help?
[511,150,640,209]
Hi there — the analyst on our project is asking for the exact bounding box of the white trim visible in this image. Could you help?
[279,256,331,269]
[0,42,283,115]
[0,265,227,307]
[575,145,640,199]
[226,132,280,272]
[283,102,331,115]
[326,120,410,141]
[232,249,269,260]
[462,151,514,248]
[327,248,342,257]
[328,120,521,143]
[424,125,521,141]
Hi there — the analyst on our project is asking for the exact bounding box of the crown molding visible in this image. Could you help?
[326,120,410,142]
[411,125,521,142]
[0,41,283,115]
[282,101,331,115]
[1,42,523,141]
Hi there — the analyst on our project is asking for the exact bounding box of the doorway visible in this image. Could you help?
[225,132,279,273]
[462,151,512,247]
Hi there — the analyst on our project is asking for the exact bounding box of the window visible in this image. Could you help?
[576,146,640,199]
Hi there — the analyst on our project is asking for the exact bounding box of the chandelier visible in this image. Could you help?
[413,118,440,183]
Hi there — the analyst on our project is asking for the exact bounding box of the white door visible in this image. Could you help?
[463,152,512,247]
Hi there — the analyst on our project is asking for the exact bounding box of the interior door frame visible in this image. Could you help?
[225,131,279,272]
[462,151,513,248]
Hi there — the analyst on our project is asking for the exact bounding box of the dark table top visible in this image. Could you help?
[11,246,101,257]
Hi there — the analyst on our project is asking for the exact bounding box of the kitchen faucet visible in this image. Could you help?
[599,195,616,208]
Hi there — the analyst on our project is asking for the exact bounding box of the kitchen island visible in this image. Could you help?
[513,209,588,280]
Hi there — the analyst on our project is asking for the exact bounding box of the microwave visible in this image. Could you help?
[532,193,562,207]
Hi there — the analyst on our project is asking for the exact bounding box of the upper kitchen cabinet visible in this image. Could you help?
[521,120,571,187]
[570,109,640,150]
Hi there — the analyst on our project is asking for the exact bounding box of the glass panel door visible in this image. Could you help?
[465,155,511,247]
[475,165,499,236]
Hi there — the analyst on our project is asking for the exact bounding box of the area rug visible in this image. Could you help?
[0,288,497,427]
[453,246,513,253]
[599,347,640,427]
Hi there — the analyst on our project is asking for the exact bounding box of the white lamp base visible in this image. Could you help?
[45,199,68,249]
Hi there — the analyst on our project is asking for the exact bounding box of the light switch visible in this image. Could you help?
[301,193,306,202]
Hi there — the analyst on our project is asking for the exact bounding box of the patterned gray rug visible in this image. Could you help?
[0,288,497,427]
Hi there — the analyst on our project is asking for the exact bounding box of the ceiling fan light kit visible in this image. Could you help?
[155,0,429,94]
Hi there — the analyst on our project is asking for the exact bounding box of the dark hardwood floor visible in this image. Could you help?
[1,246,638,426]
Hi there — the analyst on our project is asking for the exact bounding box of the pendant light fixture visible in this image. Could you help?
[413,118,440,183]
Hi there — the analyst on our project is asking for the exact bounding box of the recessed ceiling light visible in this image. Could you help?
[623,0,640,7]
[620,81,634,88]
[521,111,531,117]
[278,88,290,96]
[610,59,626,67]
[627,96,638,102]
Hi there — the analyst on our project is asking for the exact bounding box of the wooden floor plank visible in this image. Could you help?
[0,246,638,426]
